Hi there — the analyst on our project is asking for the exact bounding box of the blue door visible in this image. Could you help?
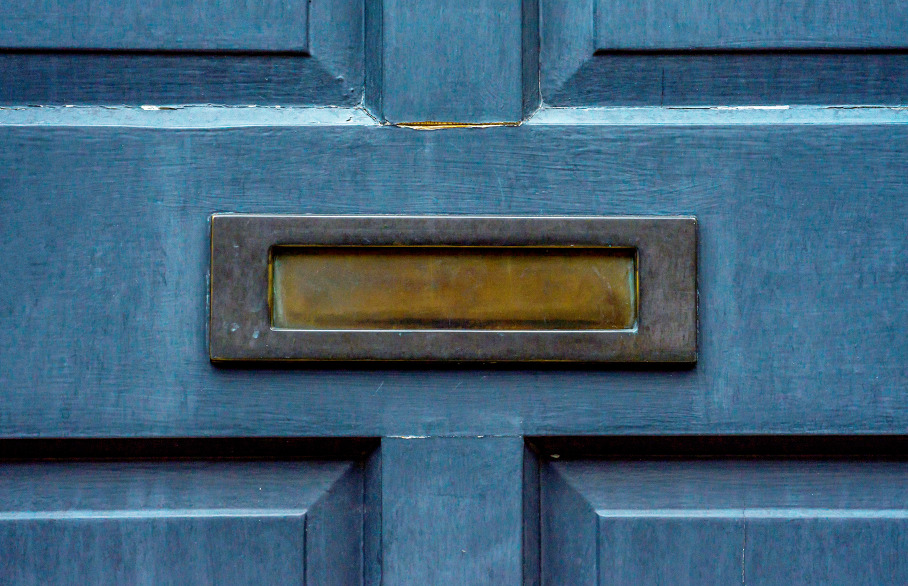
[2,1,907,584]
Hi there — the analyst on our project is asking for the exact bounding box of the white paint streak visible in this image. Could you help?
[526,105,908,126]
[596,508,908,518]
[0,508,308,520]
[0,106,378,128]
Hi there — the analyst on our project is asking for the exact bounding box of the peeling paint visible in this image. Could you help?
[683,105,790,111]
[526,104,908,125]
[0,105,379,128]
[824,104,908,110]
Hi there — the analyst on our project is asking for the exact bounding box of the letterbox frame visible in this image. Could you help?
[209,215,697,363]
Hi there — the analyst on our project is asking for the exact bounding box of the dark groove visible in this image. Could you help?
[594,48,908,57]
[0,47,310,58]
[527,435,908,460]
[0,437,379,462]
[212,361,698,372]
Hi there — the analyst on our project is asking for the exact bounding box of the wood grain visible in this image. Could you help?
[0,54,358,106]
[595,0,908,50]
[547,52,908,107]
[377,0,536,121]
[0,0,362,106]
[543,459,908,584]
[380,437,525,585]
[542,0,908,106]
[0,120,905,437]
[0,461,364,585]
[0,0,308,52]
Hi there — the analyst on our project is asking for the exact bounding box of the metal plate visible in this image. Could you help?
[209,215,697,363]
[271,246,637,331]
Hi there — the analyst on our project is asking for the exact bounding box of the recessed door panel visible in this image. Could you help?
[0,0,309,52]
[0,460,365,585]
[541,458,908,585]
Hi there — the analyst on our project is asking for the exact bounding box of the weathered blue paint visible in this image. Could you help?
[542,0,908,106]
[0,55,356,105]
[595,0,908,50]
[363,445,383,586]
[0,461,364,584]
[1,0,907,583]
[0,0,362,106]
[0,0,309,52]
[379,437,526,584]
[375,0,537,122]
[0,118,905,437]
[545,52,908,107]
[543,459,908,584]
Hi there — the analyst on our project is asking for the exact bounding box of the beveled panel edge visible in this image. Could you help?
[209,215,697,364]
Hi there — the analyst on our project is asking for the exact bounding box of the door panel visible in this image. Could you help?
[372,0,537,122]
[1,0,906,584]
[542,0,908,106]
[0,0,309,52]
[378,437,528,585]
[0,461,365,585]
[0,122,905,437]
[0,0,362,106]
[542,458,908,585]
[4,515,307,585]
[595,0,908,50]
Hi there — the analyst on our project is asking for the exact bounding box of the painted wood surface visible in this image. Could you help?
[0,0,308,51]
[0,0,361,106]
[543,459,908,585]
[2,1,906,584]
[595,0,908,50]
[546,53,908,107]
[0,461,364,584]
[379,437,525,585]
[542,0,908,106]
[0,114,906,437]
[0,55,355,106]
[376,0,537,122]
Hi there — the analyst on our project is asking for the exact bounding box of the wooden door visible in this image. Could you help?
[2,0,907,584]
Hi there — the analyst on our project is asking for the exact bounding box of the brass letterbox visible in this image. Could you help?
[209,215,697,363]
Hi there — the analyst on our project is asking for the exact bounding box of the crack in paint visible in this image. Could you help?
[742,516,747,585]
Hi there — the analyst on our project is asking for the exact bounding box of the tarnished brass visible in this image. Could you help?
[271,246,636,330]
[209,215,697,363]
